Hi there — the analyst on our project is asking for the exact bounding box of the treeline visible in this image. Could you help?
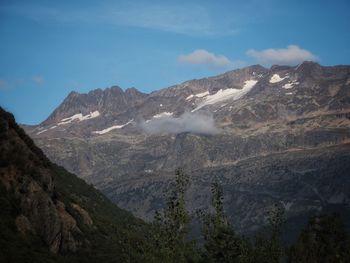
[144,169,350,263]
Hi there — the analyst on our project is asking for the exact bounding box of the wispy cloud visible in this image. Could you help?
[178,49,233,67]
[0,79,8,91]
[32,75,44,86]
[246,45,318,65]
[2,3,239,37]
[107,4,231,36]
[140,112,219,135]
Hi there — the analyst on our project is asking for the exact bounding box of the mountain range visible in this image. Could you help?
[23,61,350,237]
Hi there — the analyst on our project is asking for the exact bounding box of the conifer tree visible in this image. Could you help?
[288,214,350,263]
[242,203,285,263]
[152,168,196,263]
[201,181,241,262]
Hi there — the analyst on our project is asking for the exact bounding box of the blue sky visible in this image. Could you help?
[1,0,349,124]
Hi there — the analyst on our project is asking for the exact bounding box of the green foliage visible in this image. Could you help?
[237,203,285,263]
[51,164,151,263]
[287,214,350,263]
[198,183,285,263]
[151,168,199,263]
[265,204,285,262]
[150,174,350,263]
[200,181,241,262]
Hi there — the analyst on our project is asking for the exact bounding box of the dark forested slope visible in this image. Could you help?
[0,107,150,262]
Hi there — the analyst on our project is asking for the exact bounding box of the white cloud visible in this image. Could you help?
[178,49,232,67]
[246,45,317,65]
[32,75,44,85]
[140,112,219,135]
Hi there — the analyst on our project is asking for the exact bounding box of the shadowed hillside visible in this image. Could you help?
[0,107,152,262]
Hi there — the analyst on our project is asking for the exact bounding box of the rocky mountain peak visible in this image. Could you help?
[125,87,142,94]
[294,61,322,75]
[125,87,148,100]
[67,90,80,98]
[41,85,147,127]
[105,85,124,94]
[269,64,293,71]
[31,62,350,139]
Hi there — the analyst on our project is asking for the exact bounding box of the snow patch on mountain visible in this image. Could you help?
[193,80,258,111]
[93,119,133,135]
[186,91,210,100]
[243,79,259,89]
[283,80,299,89]
[269,74,288,83]
[36,129,48,135]
[58,111,100,125]
[153,112,173,118]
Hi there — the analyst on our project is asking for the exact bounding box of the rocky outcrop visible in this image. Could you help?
[0,108,87,253]
[71,203,93,226]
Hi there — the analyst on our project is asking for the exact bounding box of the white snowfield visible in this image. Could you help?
[193,79,258,111]
[269,74,288,83]
[58,111,100,125]
[36,129,48,135]
[185,91,210,100]
[93,119,133,135]
[153,112,174,118]
[282,83,293,89]
[282,80,299,89]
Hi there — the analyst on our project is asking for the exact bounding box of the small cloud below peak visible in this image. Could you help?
[139,112,219,135]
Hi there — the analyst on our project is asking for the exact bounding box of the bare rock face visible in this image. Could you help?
[25,62,350,236]
[55,201,81,252]
[71,203,93,226]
